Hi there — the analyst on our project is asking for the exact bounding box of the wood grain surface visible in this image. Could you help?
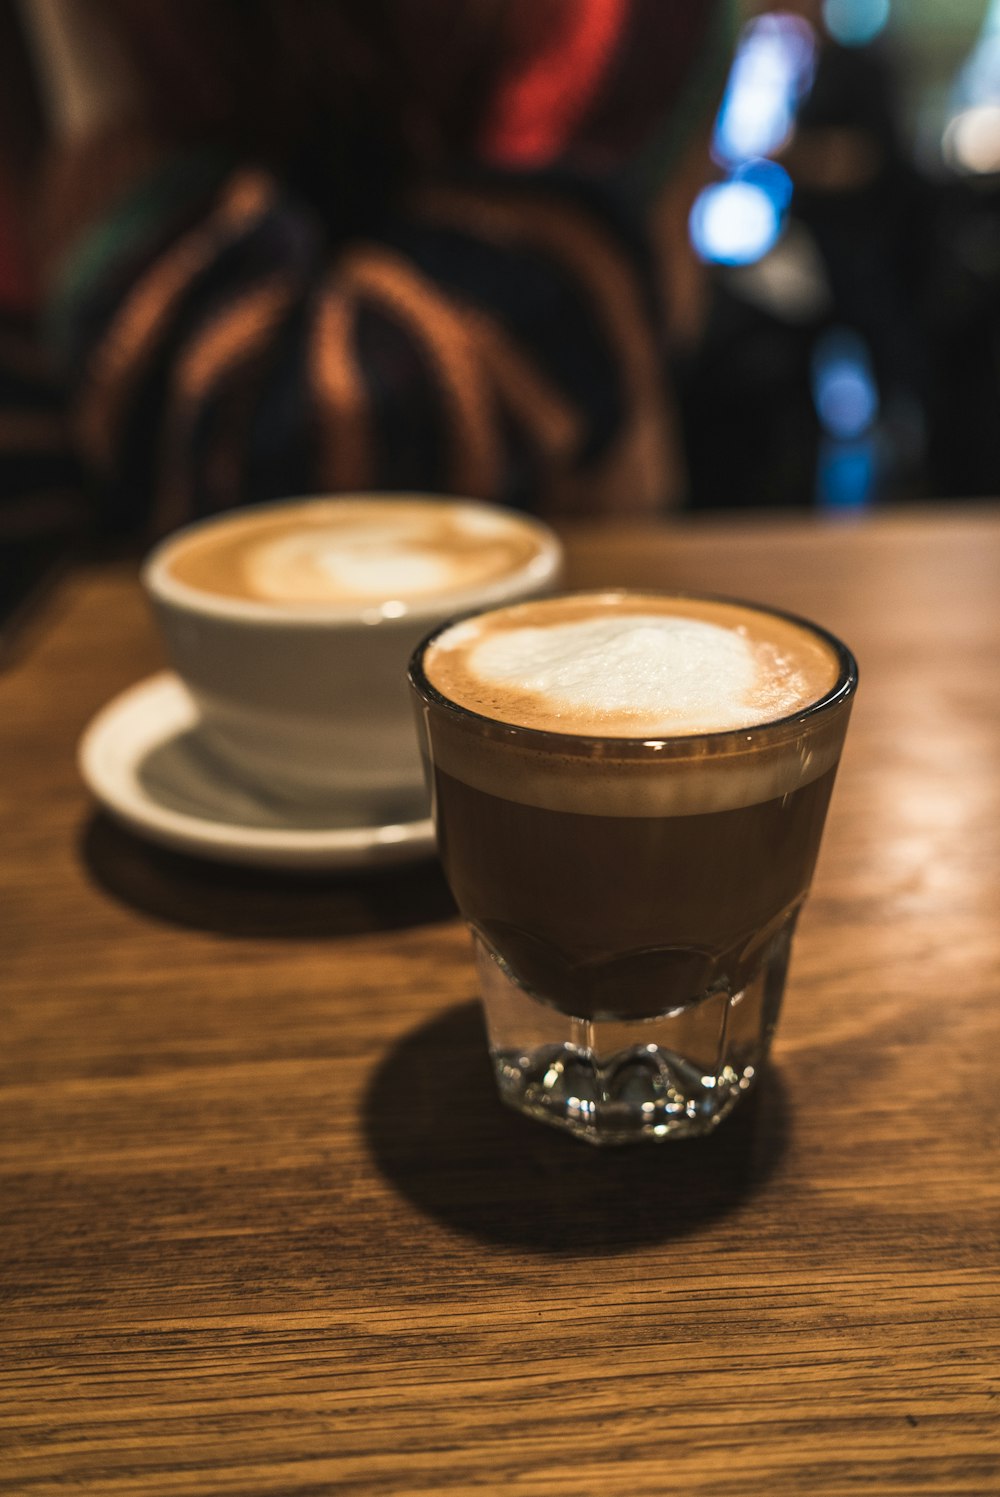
[2,507,998,1495]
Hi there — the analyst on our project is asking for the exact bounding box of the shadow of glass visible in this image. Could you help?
[79,811,457,938]
[364,1001,790,1254]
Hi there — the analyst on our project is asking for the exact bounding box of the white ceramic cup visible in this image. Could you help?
[142,494,563,822]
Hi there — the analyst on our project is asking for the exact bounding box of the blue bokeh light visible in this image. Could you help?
[816,437,878,511]
[690,180,780,267]
[822,0,891,50]
[700,13,816,266]
[690,160,793,267]
[713,13,818,168]
[811,328,879,439]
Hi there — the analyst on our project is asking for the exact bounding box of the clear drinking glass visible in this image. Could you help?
[409,593,857,1145]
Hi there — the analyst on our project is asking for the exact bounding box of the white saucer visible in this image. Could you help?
[78,672,437,871]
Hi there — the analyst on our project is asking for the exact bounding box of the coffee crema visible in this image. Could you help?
[419,591,848,817]
[164,497,545,606]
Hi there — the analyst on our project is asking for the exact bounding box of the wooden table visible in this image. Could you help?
[2,507,998,1495]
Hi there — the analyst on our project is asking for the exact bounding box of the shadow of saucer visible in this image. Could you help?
[364,1001,790,1253]
[80,811,457,938]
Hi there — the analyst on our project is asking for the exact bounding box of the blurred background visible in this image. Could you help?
[680,0,1000,515]
[4,0,1000,539]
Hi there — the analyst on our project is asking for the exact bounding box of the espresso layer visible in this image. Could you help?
[418,591,851,816]
[433,764,836,1018]
[165,497,544,605]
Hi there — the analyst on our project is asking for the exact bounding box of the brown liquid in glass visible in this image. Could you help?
[432,763,838,1021]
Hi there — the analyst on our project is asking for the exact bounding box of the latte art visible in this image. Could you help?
[163,497,547,608]
[426,592,839,737]
[246,523,489,603]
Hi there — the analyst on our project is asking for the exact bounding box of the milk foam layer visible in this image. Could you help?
[164,498,546,607]
[427,592,839,736]
[419,592,852,816]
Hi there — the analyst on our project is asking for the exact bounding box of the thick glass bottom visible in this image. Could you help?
[473,923,794,1146]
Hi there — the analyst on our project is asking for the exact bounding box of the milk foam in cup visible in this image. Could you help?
[143,495,563,819]
[411,590,857,1144]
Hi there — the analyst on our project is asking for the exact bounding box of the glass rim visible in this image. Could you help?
[407,588,859,753]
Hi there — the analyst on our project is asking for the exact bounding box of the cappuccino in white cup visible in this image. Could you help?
[143,495,563,819]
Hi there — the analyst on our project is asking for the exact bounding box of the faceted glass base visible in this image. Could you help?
[473,924,794,1146]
